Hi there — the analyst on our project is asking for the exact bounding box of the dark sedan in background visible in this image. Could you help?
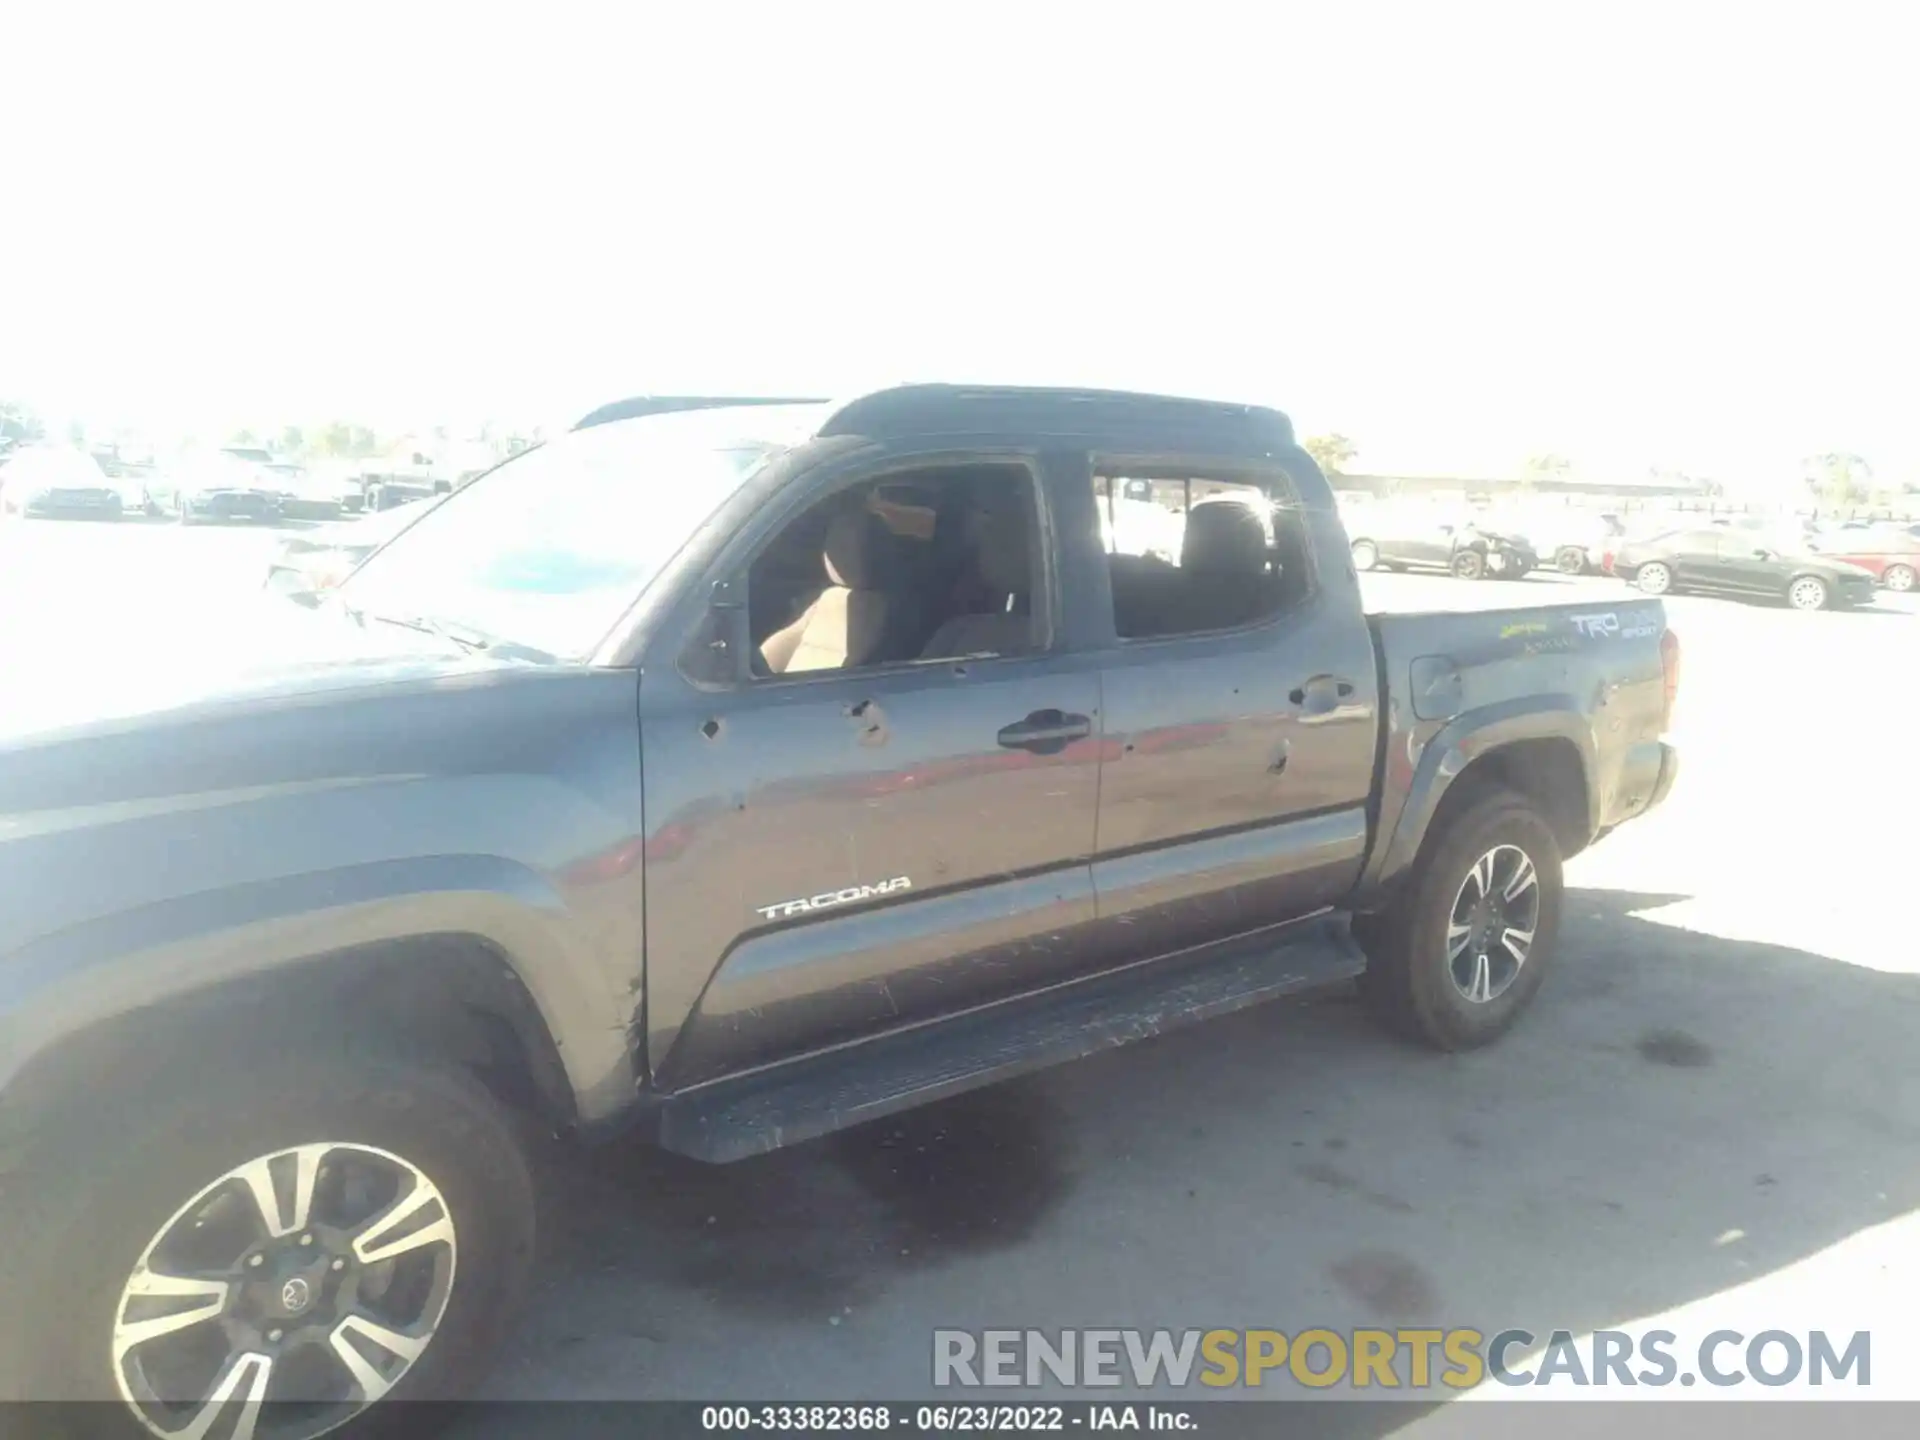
[1604,525,1878,610]
[174,452,287,524]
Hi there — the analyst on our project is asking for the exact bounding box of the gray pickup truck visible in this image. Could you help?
[0,385,1679,1435]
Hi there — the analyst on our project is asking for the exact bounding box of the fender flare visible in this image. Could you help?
[1362,698,1596,899]
[0,855,638,1127]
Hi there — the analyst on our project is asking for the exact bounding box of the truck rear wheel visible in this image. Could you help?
[1357,786,1563,1050]
[0,1047,537,1438]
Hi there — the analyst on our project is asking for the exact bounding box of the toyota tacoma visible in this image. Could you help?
[0,385,1680,1436]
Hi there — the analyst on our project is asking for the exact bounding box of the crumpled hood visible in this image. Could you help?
[0,597,526,749]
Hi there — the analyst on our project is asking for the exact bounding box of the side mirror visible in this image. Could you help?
[1754,547,1775,560]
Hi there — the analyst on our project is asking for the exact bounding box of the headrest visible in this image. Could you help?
[1182,500,1268,576]
[972,502,1032,594]
[823,508,894,589]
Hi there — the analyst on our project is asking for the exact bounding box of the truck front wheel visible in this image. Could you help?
[1357,786,1564,1050]
[0,1046,537,1437]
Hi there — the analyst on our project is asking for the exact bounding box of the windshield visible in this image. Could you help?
[331,412,802,661]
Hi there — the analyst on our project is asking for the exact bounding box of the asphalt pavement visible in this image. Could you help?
[3,515,1917,1422]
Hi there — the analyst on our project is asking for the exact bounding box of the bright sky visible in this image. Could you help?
[3,2,1915,492]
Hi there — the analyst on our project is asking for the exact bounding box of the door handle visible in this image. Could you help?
[997,709,1093,753]
[1289,675,1356,713]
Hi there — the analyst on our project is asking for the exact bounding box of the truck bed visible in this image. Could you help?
[1360,593,1676,889]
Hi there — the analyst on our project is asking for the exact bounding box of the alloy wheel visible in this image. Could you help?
[1446,844,1541,1004]
[111,1142,457,1440]
[1884,564,1915,593]
[1788,576,1828,611]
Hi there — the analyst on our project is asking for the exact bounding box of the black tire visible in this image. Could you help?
[0,1045,537,1438]
[1884,563,1916,593]
[1356,785,1564,1051]
[1554,545,1588,575]
[1450,548,1487,580]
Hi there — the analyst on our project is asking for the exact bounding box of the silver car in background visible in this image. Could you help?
[0,446,134,520]
[263,494,439,597]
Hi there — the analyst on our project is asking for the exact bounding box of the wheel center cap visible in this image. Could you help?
[280,1277,313,1314]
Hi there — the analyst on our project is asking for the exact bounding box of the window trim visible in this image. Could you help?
[675,448,1060,693]
[1087,453,1321,650]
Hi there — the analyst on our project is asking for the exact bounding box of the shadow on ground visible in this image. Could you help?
[463,887,1919,1429]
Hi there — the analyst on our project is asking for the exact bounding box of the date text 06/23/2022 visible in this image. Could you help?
[701,1404,1190,1432]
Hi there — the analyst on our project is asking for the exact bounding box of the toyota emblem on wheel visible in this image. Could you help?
[280,1277,312,1314]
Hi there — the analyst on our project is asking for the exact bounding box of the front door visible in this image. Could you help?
[1664,529,1731,591]
[1709,532,1788,597]
[637,453,1106,1089]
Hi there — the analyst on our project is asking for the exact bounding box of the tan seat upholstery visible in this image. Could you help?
[760,510,900,674]
[919,503,1035,659]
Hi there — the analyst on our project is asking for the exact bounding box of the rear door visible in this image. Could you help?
[1072,459,1379,961]
[636,447,1107,1089]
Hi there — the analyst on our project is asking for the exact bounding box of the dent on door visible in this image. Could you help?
[639,660,1107,1089]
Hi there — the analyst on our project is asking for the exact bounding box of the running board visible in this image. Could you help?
[654,912,1366,1162]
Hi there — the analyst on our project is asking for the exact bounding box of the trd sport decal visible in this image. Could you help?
[755,876,913,922]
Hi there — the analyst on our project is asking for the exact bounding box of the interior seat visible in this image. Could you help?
[1106,552,1183,638]
[1176,501,1272,631]
[918,503,1035,659]
[759,509,905,674]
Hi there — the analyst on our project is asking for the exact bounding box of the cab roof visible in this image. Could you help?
[574,383,1296,456]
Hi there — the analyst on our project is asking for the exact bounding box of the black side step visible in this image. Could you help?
[655,911,1366,1162]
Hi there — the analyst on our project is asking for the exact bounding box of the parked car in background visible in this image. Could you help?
[1348,508,1538,580]
[266,460,361,520]
[0,445,131,520]
[263,494,436,596]
[307,458,368,513]
[172,451,286,524]
[1519,510,1626,574]
[1605,525,1877,610]
[1806,524,1920,593]
[1096,489,1185,562]
[364,471,455,511]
